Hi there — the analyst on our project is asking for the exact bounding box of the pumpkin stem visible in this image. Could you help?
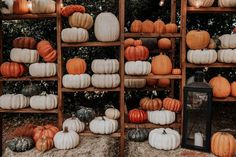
[71,113,76,119]
[40,91,47,96]
[162,130,167,135]
[63,127,69,133]
[102,116,105,121]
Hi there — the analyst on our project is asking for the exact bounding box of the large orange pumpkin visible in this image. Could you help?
[36,136,54,152]
[128,109,147,123]
[139,97,162,110]
[66,57,87,74]
[146,73,158,86]
[209,75,231,98]
[211,132,236,157]
[163,98,182,112]
[231,82,236,97]
[0,62,26,78]
[154,19,166,34]
[142,20,154,33]
[186,30,210,49]
[130,20,142,33]
[158,78,170,87]
[125,45,149,61]
[165,23,178,33]
[13,37,37,49]
[13,0,30,14]
[61,5,86,17]
[37,40,57,62]
[151,53,172,75]
[158,38,172,49]
[124,38,142,48]
[33,124,59,142]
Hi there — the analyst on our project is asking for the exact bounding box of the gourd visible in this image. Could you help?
[1,0,14,14]
[219,34,236,49]
[33,124,59,142]
[66,57,86,74]
[61,5,85,17]
[163,98,182,112]
[125,46,149,61]
[30,93,58,110]
[91,74,120,88]
[154,19,166,34]
[130,20,142,33]
[54,127,80,150]
[13,0,29,14]
[61,28,89,43]
[187,49,217,64]
[165,23,178,33]
[158,38,172,49]
[186,30,210,49]
[172,68,181,75]
[76,107,96,123]
[231,82,236,97]
[68,12,93,29]
[151,53,172,75]
[29,63,57,77]
[209,75,231,98]
[124,38,142,48]
[63,115,85,133]
[139,97,162,111]
[142,20,154,33]
[0,94,29,109]
[218,49,236,63]
[149,128,180,150]
[36,137,53,152]
[188,0,214,8]
[128,128,149,142]
[89,116,118,134]
[218,0,236,7]
[124,79,146,88]
[125,61,151,75]
[62,74,91,89]
[94,12,120,42]
[21,83,41,97]
[158,79,171,87]
[105,107,120,120]
[0,62,26,78]
[13,37,37,49]
[10,48,39,63]
[31,0,55,14]
[147,110,175,125]
[8,137,34,152]
[91,59,119,74]
[37,40,57,62]
[129,109,147,123]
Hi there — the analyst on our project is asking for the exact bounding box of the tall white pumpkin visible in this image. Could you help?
[62,74,91,89]
[0,94,29,109]
[30,93,57,110]
[91,74,120,88]
[218,0,236,7]
[219,34,236,49]
[187,49,217,64]
[29,63,57,77]
[188,0,214,8]
[63,115,85,133]
[31,0,56,13]
[91,59,119,74]
[94,12,120,42]
[125,61,151,75]
[10,48,39,63]
[147,110,175,125]
[61,28,89,43]
[124,79,146,88]
[218,49,236,63]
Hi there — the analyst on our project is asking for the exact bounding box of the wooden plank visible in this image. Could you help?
[0,6,3,155]
[213,97,236,102]
[80,130,121,138]
[0,108,58,114]
[187,7,236,14]
[125,122,181,129]
[125,75,182,79]
[0,76,57,81]
[0,13,57,20]
[125,87,171,91]
[62,42,121,47]
[124,33,181,38]
[62,87,121,92]
[186,63,236,68]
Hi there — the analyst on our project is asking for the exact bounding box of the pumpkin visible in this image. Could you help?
[1,0,14,14]
[187,49,217,64]
[158,78,171,87]
[0,94,29,109]
[21,83,41,97]
[69,12,93,29]
[76,107,96,123]
[124,38,142,48]
[231,82,236,97]
[158,38,172,49]
[186,30,210,49]
[91,74,120,88]
[165,23,178,33]
[139,97,162,111]
[188,0,214,8]
[149,128,180,150]
[10,124,35,139]
[30,93,57,110]
[140,38,157,50]
[147,110,175,125]
[61,28,89,43]
[146,73,158,86]
[218,0,236,7]
[154,19,166,34]
[208,38,220,49]
[209,75,231,98]
[124,79,146,88]
[125,61,151,75]
[8,137,34,152]
[54,127,79,150]
[13,0,29,14]
[128,109,147,123]
[172,68,181,75]
[218,49,236,64]
[1,62,26,78]
[151,53,172,75]
[91,59,119,74]
[37,40,57,62]
[61,5,85,17]
[211,132,236,157]
[13,37,37,49]
[29,63,57,77]
[89,116,118,134]
[219,34,236,49]
[10,48,39,63]
[128,128,149,142]
[31,0,55,14]
[62,74,91,89]
[33,124,59,142]
[125,46,149,61]
[142,20,154,33]
[63,115,85,133]
[105,107,120,120]
[36,136,53,152]
[66,57,86,75]
[163,98,182,112]
[130,20,142,33]
[94,12,120,42]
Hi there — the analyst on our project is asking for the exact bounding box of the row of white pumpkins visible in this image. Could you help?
[189,0,236,8]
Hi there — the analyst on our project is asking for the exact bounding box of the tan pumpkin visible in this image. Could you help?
[31,0,55,14]
[124,38,142,48]
[142,20,154,33]
[158,38,172,49]
[69,12,93,29]
[186,30,210,50]
[218,0,236,7]
[188,0,214,8]
[151,53,172,75]
[139,97,162,111]
[209,75,231,98]
[130,20,142,33]
[172,68,181,75]
[231,82,236,97]
[154,19,166,34]
[165,23,178,33]
[158,79,170,88]
[36,136,53,152]
[163,98,182,112]
[146,73,158,86]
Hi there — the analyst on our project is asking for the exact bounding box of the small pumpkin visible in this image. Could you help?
[29,63,57,77]
[209,75,231,98]
[62,74,91,89]
[69,12,93,29]
[154,19,166,34]
[91,59,119,74]
[61,5,86,17]
[207,38,220,49]
[165,23,178,33]
[10,48,39,63]
[33,124,59,142]
[13,37,37,49]
[76,107,96,123]
[172,68,181,75]
[36,136,53,152]
[231,82,236,97]
[63,114,85,133]
[30,93,58,110]
[186,30,210,49]
[125,46,149,61]
[218,49,236,64]
[219,34,236,49]
[8,137,34,152]
[0,94,29,109]
[158,38,172,49]
[31,0,55,14]
[142,20,154,33]
[124,38,142,48]
[146,73,158,86]
[1,62,26,78]
[37,40,57,62]
[130,20,142,33]
[105,107,120,120]
[91,74,120,88]
[128,109,147,123]
[187,49,217,64]
[10,124,35,139]
[163,98,182,112]
[139,97,162,111]
[1,0,14,14]
[151,53,172,75]
[66,57,86,75]
[218,0,236,7]
[188,0,214,8]
[125,61,151,75]
[147,110,175,125]
[128,128,149,142]
[158,78,171,88]
[61,28,89,43]
[21,83,41,97]
[124,79,146,88]
[13,0,29,14]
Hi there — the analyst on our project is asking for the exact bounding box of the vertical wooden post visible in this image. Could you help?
[0,11,3,156]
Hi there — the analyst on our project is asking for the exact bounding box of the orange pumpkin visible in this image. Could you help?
[163,98,182,112]
[36,136,54,152]
[142,20,154,33]
[61,5,86,17]
[158,38,172,49]
[125,45,149,61]
[13,0,30,14]
[130,20,142,33]
[158,78,170,88]
[66,57,87,74]
[33,124,59,142]
[146,73,158,86]
[233,27,236,33]
[151,53,172,75]
[139,97,162,110]
[128,109,147,123]
[37,40,57,62]
[154,19,166,34]
[172,68,181,75]
[165,23,178,33]
[211,132,236,157]
[186,30,210,50]
[209,75,231,98]
[0,62,26,78]
[231,82,236,97]
[13,37,37,49]
[124,38,142,48]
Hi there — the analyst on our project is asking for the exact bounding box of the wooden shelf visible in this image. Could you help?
[80,130,121,138]
[0,108,58,114]
[125,87,171,91]
[187,7,236,14]
[125,122,181,129]
[125,75,182,79]
[213,97,236,102]
[186,63,236,68]
[0,76,57,81]
[0,13,57,20]
[62,87,121,92]
[124,33,181,38]
[62,41,121,47]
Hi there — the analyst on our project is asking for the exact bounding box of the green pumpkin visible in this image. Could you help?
[8,137,34,152]
[128,128,149,142]
[76,107,96,123]
[21,83,41,97]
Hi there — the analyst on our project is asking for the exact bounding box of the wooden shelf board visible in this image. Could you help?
[62,87,121,92]
[125,75,182,79]
[0,108,58,114]
[186,63,236,68]
[125,122,181,129]
[124,33,181,38]
[125,87,171,91]
[0,76,57,81]
[62,41,121,47]
[187,7,236,13]
[213,97,236,102]
[0,13,57,20]
[80,130,121,138]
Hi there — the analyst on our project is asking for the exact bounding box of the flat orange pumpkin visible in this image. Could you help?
[186,30,210,49]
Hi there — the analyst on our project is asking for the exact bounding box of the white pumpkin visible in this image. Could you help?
[149,128,181,150]
[31,0,55,13]
[187,49,217,64]
[94,12,120,42]
[124,79,146,88]
[63,115,85,133]
[1,0,13,14]
[125,61,151,75]
[0,94,29,109]
[10,48,39,63]
[188,0,214,8]
[91,74,120,88]
[218,0,236,7]
[29,63,57,77]
[105,108,120,120]
[68,12,93,29]
[219,34,236,49]
[62,74,91,89]
[30,93,57,110]
[61,28,89,43]
[91,59,119,74]
[53,127,79,150]
[89,116,118,134]
[147,110,175,125]
[218,49,236,64]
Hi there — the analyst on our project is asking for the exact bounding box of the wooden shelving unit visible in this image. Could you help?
[187,7,236,13]
[0,108,58,114]
[61,87,121,92]
[0,76,58,81]
[124,33,182,38]
[186,63,236,68]
[62,41,121,47]
[125,75,182,79]
[125,123,181,129]
[0,13,57,20]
